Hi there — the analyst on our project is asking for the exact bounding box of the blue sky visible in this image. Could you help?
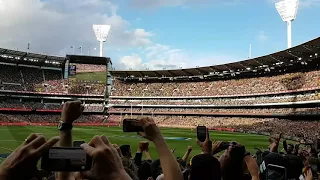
[0,0,320,70]
[108,0,320,69]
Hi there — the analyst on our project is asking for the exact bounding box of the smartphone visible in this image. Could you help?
[265,164,287,180]
[123,119,143,132]
[73,141,85,147]
[41,147,92,172]
[196,126,207,142]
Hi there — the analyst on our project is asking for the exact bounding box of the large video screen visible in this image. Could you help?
[68,63,107,95]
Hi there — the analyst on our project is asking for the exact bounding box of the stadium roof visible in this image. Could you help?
[0,48,66,67]
[110,37,320,78]
[0,48,112,66]
[67,55,111,65]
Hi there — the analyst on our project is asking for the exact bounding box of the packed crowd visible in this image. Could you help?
[111,71,320,97]
[0,100,104,112]
[108,107,320,115]
[67,81,105,95]
[0,114,105,123]
[110,93,320,106]
[107,115,320,140]
[73,64,106,72]
[0,64,105,94]
[1,101,318,180]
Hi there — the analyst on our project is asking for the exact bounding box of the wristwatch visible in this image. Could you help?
[58,121,73,131]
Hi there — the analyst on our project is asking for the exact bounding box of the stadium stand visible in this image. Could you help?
[106,37,320,142]
[0,37,320,180]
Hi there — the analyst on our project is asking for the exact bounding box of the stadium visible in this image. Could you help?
[0,0,319,179]
[0,35,319,179]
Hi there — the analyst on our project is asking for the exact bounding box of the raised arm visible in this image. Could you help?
[57,101,84,180]
[182,146,192,162]
[138,117,183,180]
[243,155,259,180]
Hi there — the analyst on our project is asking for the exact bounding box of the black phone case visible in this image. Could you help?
[73,141,85,147]
[41,147,92,172]
[197,126,206,142]
[123,119,143,132]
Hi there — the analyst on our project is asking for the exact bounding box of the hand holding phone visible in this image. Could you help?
[79,135,131,180]
[196,126,207,142]
[73,141,85,147]
[196,126,212,154]
[123,119,143,132]
[41,147,92,172]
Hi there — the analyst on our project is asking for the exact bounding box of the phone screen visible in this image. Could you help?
[123,119,143,132]
[197,126,207,142]
[41,147,92,172]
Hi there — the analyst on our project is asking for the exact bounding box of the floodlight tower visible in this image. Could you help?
[93,25,111,57]
[275,0,299,48]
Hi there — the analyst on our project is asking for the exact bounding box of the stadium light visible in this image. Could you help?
[275,0,299,48]
[93,25,111,57]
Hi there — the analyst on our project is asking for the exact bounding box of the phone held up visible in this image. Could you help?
[73,140,86,148]
[197,126,207,142]
[123,119,144,132]
[41,147,92,172]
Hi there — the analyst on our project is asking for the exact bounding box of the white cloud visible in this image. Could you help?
[257,31,268,42]
[0,0,240,71]
[0,0,153,55]
[117,44,239,70]
[119,54,143,69]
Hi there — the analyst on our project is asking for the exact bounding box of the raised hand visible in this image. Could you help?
[0,133,59,180]
[197,128,212,154]
[212,141,223,155]
[61,100,84,123]
[138,141,149,152]
[80,135,131,180]
[137,117,162,142]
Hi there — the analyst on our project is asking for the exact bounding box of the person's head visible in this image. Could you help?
[138,161,152,180]
[120,144,132,158]
[189,153,221,180]
[219,142,246,180]
[259,153,289,180]
[287,144,294,154]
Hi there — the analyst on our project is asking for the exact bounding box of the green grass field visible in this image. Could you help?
[70,72,106,83]
[0,126,277,163]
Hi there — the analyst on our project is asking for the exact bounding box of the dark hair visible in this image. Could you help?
[190,154,221,180]
[138,161,152,180]
[120,145,130,156]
